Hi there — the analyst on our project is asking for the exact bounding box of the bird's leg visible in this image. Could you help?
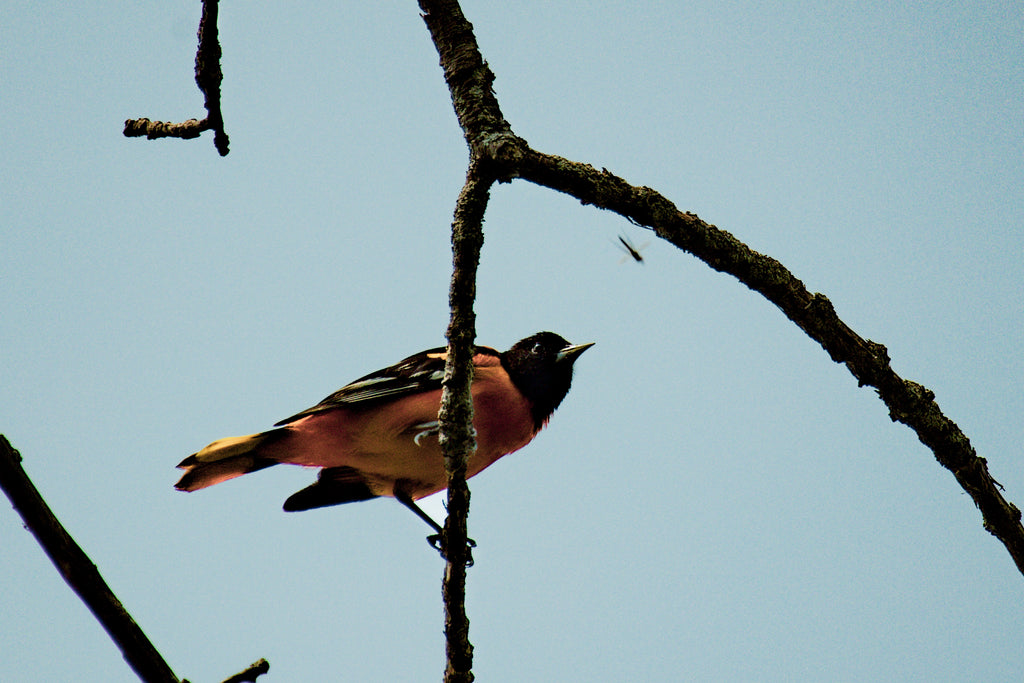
[394,489,475,566]
[395,489,443,534]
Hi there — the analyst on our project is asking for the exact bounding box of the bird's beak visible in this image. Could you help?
[556,342,595,363]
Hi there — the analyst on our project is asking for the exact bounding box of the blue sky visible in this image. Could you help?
[3,2,1023,681]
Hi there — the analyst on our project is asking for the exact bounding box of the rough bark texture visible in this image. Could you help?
[436,161,492,683]
[512,150,1024,572]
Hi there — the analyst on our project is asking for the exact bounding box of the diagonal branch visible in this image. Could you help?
[417,0,1024,577]
[418,0,521,171]
[0,435,183,683]
[512,149,1024,575]
[0,436,272,682]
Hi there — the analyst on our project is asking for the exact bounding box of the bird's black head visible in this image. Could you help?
[501,332,594,429]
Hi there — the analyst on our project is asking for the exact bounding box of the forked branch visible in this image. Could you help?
[417,0,1024,576]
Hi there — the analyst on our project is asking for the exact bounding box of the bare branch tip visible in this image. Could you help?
[218,658,270,683]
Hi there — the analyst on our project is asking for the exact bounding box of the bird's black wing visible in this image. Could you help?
[273,345,501,425]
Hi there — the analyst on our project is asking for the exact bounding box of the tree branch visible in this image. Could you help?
[124,0,229,156]
[512,148,1024,574]
[0,435,183,683]
[218,658,270,683]
[418,0,521,173]
[435,157,493,683]
[417,0,1024,577]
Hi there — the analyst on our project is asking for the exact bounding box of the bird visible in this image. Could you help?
[176,331,592,551]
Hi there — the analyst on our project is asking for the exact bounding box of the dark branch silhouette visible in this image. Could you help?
[0,435,183,683]
[0,435,270,682]
[515,148,1024,574]
[218,658,270,683]
[124,0,229,156]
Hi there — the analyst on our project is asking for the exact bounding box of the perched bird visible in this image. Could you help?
[176,331,592,542]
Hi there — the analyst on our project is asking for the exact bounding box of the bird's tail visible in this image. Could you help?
[175,429,286,492]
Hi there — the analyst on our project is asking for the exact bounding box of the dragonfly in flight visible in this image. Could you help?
[615,234,649,264]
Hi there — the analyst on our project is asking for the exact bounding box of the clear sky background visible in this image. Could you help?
[3,2,1023,681]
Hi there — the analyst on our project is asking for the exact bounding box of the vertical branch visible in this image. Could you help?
[419,3,516,677]
[438,159,492,683]
[0,435,183,683]
[194,0,229,156]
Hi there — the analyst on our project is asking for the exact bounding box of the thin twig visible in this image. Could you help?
[218,658,270,683]
[124,0,229,155]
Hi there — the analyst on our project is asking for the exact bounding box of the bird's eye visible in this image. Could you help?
[531,342,543,355]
